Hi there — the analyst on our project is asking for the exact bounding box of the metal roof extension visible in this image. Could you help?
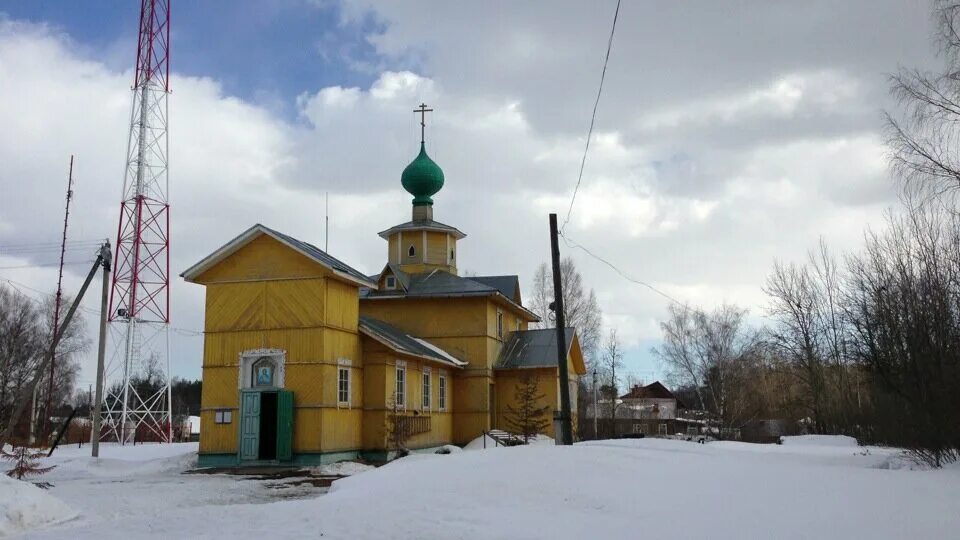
[359,315,466,367]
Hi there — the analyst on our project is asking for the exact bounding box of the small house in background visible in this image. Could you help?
[584,380,710,439]
[617,381,687,436]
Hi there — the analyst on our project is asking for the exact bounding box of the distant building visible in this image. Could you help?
[585,381,705,438]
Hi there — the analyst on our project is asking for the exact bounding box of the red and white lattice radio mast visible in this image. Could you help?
[104,0,172,443]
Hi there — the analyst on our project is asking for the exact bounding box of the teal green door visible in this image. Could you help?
[239,391,261,460]
[276,390,294,461]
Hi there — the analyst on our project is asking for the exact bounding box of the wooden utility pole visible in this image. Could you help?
[0,249,107,449]
[549,213,573,445]
[91,242,111,457]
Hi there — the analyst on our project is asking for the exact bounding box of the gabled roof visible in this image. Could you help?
[359,316,466,368]
[361,269,538,321]
[620,381,677,401]
[470,275,521,303]
[375,263,411,291]
[377,219,466,240]
[495,328,585,374]
[181,224,376,288]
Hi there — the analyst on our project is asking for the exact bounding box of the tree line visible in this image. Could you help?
[0,284,203,443]
[0,285,87,441]
[656,1,960,466]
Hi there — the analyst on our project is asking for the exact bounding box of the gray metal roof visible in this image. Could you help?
[361,269,538,320]
[359,316,466,367]
[495,328,575,369]
[377,219,466,240]
[181,224,375,288]
[470,275,520,302]
[361,265,518,301]
[263,226,374,285]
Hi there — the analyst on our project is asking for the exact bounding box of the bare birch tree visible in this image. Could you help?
[599,329,623,437]
[653,303,759,438]
[886,1,960,202]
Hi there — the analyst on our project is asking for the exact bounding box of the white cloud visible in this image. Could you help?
[0,2,929,383]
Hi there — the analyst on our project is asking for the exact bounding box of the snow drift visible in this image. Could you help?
[0,475,77,537]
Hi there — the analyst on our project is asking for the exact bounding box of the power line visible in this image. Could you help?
[0,240,104,251]
[561,0,622,234]
[0,260,96,270]
[553,1,688,311]
[559,230,685,308]
[0,276,203,336]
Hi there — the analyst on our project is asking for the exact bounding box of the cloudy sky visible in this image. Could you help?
[0,1,938,390]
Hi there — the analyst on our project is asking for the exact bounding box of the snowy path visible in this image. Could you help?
[20,443,330,538]
[15,437,960,539]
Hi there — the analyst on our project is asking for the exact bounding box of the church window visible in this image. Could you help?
[439,375,447,411]
[252,357,275,387]
[215,410,232,424]
[450,249,455,262]
[338,367,350,405]
[386,276,396,289]
[422,369,431,410]
[516,317,522,331]
[496,310,504,339]
[408,245,416,257]
[396,364,406,407]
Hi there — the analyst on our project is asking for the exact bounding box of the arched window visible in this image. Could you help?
[450,249,455,261]
[252,357,275,387]
[408,245,416,257]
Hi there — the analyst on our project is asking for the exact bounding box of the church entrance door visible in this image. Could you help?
[239,389,294,462]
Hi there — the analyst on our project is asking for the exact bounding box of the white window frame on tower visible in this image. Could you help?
[496,309,504,339]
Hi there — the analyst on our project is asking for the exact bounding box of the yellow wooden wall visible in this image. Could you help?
[494,367,581,440]
[495,367,558,438]
[361,338,455,451]
[360,295,536,444]
[194,234,366,457]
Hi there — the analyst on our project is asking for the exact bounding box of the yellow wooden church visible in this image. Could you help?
[182,122,585,466]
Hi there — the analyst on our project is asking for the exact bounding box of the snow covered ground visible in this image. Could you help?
[8,437,960,539]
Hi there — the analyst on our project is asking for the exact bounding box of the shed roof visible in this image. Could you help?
[181,224,376,288]
[359,315,466,368]
[495,328,584,374]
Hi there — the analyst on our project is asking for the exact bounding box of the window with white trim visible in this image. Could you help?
[386,276,396,289]
[422,368,431,410]
[439,374,447,411]
[215,410,232,424]
[516,317,521,331]
[408,245,416,257]
[338,367,350,405]
[496,310,504,339]
[395,363,406,407]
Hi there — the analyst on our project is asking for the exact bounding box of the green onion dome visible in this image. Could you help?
[401,142,445,206]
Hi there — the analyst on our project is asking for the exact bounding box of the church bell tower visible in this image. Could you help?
[378,104,466,276]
